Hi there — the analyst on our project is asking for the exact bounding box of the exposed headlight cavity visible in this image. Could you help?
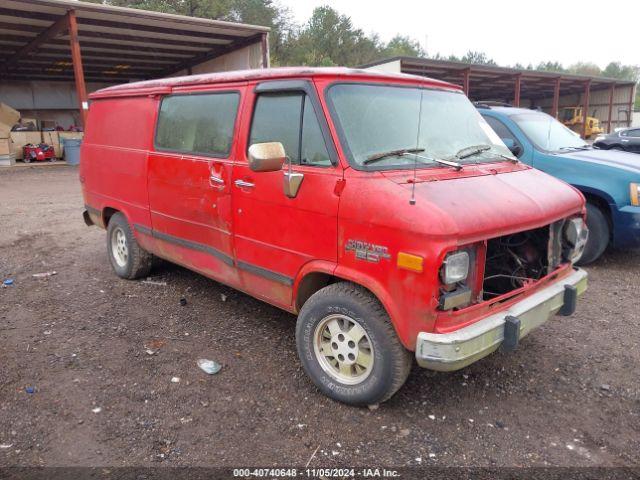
[563,217,588,264]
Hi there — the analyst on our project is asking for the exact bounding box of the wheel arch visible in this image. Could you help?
[294,263,407,348]
[573,185,614,234]
[102,206,120,228]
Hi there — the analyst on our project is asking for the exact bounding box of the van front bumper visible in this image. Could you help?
[415,268,588,371]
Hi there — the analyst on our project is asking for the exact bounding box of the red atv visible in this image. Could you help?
[23,144,56,163]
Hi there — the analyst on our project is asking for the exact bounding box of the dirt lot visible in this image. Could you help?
[0,166,639,469]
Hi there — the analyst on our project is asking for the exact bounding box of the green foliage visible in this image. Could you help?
[278,6,381,66]
[535,61,564,72]
[567,61,602,77]
[602,62,640,82]
[460,51,497,66]
[432,50,496,66]
[381,35,425,58]
[86,0,232,17]
[87,1,423,67]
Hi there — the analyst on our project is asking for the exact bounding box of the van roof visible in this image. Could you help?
[89,67,459,99]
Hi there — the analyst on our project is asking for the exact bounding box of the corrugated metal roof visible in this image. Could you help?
[0,0,269,83]
[363,57,636,101]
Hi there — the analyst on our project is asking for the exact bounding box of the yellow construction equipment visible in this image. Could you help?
[561,107,604,139]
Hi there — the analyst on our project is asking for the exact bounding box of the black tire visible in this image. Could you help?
[106,212,153,279]
[611,146,625,151]
[296,282,412,406]
[577,202,609,265]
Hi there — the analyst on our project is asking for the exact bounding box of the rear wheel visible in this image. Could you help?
[611,146,625,151]
[577,202,609,265]
[296,282,412,406]
[106,212,153,279]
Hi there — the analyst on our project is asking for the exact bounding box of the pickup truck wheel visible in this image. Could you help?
[296,282,412,406]
[577,202,609,265]
[106,212,153,279]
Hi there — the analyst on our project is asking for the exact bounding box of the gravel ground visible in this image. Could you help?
[0,166,639,469]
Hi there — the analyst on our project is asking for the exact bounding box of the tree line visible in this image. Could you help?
[88,0,639,103]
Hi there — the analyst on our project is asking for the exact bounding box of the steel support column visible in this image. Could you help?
[607,84,615,133]
[261,32,269,68]
[552,77,561,119]
[68,9,89,127]
[581,80,591,138]
[513,74,521,107]
[461,68,470,97]
[628,84,636,128]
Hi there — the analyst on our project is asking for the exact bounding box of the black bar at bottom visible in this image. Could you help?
[502,315,520,352]
[558,284,577,316]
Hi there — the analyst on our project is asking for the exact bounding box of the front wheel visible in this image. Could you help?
[106,212,153,279]
[296,282,412,406]
[577,202,609,265]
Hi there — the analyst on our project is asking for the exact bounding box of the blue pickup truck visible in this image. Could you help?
[478,105,640,264]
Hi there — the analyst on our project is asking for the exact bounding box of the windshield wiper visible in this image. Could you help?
[364,148,425,164]
[364,147,463,170]
[453,144,517,164]
[419,154,462,170]
[559,145,590,151]
[455,144,492,159]
[498,153,518,163]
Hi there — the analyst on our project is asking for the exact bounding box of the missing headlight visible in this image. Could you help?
[563,217,588,264]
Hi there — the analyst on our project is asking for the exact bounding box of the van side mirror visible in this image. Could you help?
[248,142,286,172]
[502,138,522,157]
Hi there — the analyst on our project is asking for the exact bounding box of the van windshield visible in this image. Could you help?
[511,111,588,152]
[327,84,512,170]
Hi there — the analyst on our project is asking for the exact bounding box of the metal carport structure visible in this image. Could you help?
[363,57,637,136]
[0,0,270,126]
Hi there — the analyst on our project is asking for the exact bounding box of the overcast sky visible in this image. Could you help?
[278,0,638,68]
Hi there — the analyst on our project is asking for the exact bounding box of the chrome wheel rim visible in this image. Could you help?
[111,227,128,268]
[313,314,374,385]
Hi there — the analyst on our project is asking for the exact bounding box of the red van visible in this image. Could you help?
[80,67,588,405]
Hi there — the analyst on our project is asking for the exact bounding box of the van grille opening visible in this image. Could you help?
[482,224,556,301]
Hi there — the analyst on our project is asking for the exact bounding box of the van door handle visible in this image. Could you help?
[209,173,225,186]
[234,179,255,189]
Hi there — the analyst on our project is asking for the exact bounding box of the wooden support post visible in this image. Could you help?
[68,10,89,128]
[552,77,561,119]
[581,80,591,139]
[513,74,521,107]
[607,84,615,133]
[462,68,470,97]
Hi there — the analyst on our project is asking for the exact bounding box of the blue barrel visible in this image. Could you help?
[63,138,82,165]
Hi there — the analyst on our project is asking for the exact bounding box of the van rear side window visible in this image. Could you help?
[155,92,240,157]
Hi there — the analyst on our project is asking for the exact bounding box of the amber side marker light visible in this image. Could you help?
[397,252,424,272]
[631,183,640,206]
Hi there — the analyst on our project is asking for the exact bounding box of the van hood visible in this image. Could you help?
[556,148,640,173]
[392,168,583,242]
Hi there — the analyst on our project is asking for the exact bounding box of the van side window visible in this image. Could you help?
[155,92,239,157]
[249,93,331,166]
